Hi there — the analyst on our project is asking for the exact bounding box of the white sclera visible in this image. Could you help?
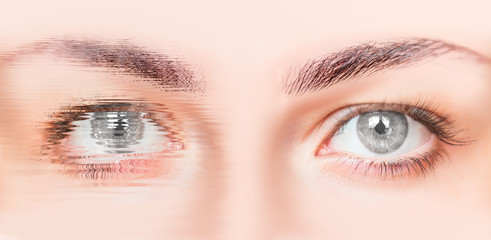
[328,114,431,158]
[67,112,172,155]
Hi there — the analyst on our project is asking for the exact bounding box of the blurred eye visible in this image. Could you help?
[89,111,147,154]
[68,110,180,158]
[315,103,469,182]
[42,100,184,181]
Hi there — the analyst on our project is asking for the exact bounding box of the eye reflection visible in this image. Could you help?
[41,100,185,181]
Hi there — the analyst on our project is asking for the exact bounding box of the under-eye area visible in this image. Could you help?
[314,101,472,184]
[40,99,185,181]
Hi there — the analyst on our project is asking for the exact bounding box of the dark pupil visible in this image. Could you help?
[374,118,387,135]
[113,117,126,137]
[357,111,408,154]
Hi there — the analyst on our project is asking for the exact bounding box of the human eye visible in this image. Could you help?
[312,101,471,184]
[41,99,185,181]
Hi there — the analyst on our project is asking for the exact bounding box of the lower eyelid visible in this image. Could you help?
[315,128,448,184]
[317,148,446,184]
[63,158,173,181]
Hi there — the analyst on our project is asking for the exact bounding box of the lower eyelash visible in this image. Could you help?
[323,148,447,182]
[63,159,170,181]
[367,150,445,180]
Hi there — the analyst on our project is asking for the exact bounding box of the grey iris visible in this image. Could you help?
[356,111,408,154]
[90,111,144,154]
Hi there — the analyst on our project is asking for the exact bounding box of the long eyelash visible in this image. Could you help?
[324,99,472,148]
[404,101,471,145]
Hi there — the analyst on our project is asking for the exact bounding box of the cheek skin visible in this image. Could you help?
[439,135,491,211]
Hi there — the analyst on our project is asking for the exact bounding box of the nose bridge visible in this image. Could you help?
[213,57,278,239]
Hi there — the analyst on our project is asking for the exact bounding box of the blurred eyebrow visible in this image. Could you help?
[2,39,201,92]
[284,38,489,95]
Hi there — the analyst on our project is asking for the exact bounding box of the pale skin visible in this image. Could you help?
[1,1,491,239]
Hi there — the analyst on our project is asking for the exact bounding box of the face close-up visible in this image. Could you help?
[1,1,491,239]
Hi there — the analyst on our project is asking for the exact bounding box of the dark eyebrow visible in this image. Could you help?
[1,39,202,93]
[284,38,489,95]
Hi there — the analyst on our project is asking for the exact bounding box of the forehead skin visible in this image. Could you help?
[2,1,489,102]
[1,1,490,56]
[1,0,491,239]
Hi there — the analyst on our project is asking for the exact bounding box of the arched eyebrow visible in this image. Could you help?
[284,38,490,95]
[1,39,203,93]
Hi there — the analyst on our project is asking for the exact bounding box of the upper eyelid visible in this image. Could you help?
[315,103,422,137]
[44,100,178,137]
[53,101,156,113]
[46,100,175,122]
